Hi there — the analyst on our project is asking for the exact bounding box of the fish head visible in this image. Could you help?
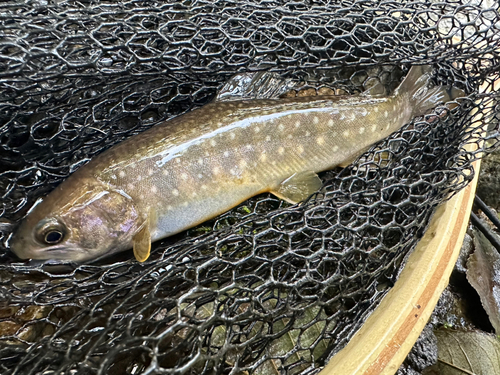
[10,176,141,262]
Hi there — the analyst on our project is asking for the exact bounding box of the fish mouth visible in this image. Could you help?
[39,244,92,259]
[14,243,92,262]
[42,244,86,254]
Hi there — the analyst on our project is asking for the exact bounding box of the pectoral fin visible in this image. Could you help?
[133,222,151,262]
[271,171,322,204]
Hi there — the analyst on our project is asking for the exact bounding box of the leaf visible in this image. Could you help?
[252,292,331,375]
[467,230,500,335]
[423,329,500,375]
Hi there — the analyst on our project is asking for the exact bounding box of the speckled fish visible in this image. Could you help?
[10,66,461,262]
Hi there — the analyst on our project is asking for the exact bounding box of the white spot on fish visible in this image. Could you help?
[198,158,203,165]
[213,167,220,175]
[298,145,304,154]
[374,107,379,113]
[350,113,356,121]
[205,151,209,157]
[260,153,267,162]
[384,111,388,118]
[198,174,203,179]
[210,139,217,147]
[266,136,271,142]
[333,145,339,152]
[245,145,253,151]
[127,183,135,190]
[278,124,284,131]
[340,113,345,120]
[239,160,247,168]
[111,174,116,180]
[305,131,311,137]
[278,147,285,155]
[328,119,334,127]
[359,127,365,134]
[181,173,188,180]
[172,189,179,196]
[183,201,189,207]
[317,136,325,145]
[137,175,142,182]
[313,117,319,124]
[176,158,181,164]
[163,170,169,176]
[224,151,229,157]
[230,132,235,140]
[272,161,277,166]
[201,185,208,190]
[148,169,154,176]
[295,121,301,128]
[192,192,197,197]
[343,130,350,137]
[151,186,158,194]
[167,205,172,210]
[140,194,145,200]
[360,108,368,116]
[255,126,260,133]
[287,134,293,139]
[119,171,126,178]
[371,124,377,132]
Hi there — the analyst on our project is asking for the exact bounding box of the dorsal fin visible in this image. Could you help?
[216,72,298,101]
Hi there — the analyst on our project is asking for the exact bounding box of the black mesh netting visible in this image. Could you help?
[0,1,499,374]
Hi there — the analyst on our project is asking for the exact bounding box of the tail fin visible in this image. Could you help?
[394,65,464,117]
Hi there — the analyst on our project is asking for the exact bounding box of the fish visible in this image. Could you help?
[9,66,462,263]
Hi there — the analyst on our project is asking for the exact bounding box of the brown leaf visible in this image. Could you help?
[467,230,500,334]
[423,329,500,375]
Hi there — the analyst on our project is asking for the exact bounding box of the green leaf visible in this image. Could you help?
[252,293,331,375]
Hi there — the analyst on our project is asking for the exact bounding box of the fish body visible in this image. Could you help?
[10,66,461,262]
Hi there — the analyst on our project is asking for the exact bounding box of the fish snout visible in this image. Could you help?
[9,231,33,260]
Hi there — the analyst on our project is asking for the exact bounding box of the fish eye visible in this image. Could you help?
[44,230,64,244]
[35,219,66,245]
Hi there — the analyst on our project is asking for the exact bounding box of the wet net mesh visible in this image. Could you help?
[0,1,499,374]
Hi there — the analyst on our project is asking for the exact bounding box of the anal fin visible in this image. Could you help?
[271,171,322,204]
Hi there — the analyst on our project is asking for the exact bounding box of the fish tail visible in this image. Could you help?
[395,65,464,117]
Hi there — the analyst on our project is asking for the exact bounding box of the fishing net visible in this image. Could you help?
[0,1,499,374]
